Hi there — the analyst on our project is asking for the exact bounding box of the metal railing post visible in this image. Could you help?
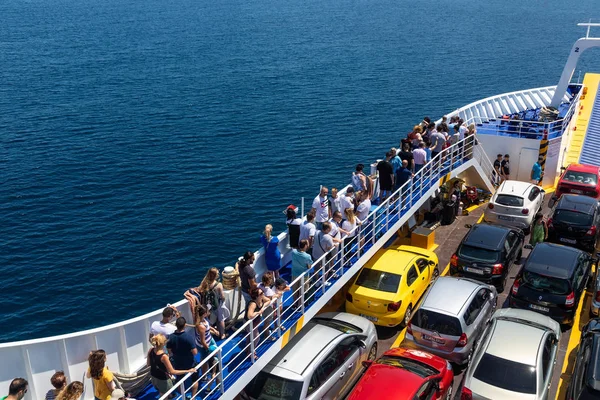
[357,227,362,258]
[371,213,376,245]
[385,200,390,230]
[300,274,306,313]
[321,261,326,295]
[276,296,282,338]
[179,380,186,399]
[218,348,225,394]
[249,322,255,364]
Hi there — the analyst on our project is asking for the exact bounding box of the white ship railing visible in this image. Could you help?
[158,135,495,400]
[459,89,582,140]
[443,85,576,123]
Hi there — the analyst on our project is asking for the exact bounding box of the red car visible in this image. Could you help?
[554,163,600,202]
[347,347,454,400]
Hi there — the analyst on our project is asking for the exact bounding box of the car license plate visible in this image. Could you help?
[360,314,378,322]
[498,215,514,221]
[560,237,577,244]
[570,189,584,194]
[422,334,445,344]
[464,267,484,275]
[530,304,549,312]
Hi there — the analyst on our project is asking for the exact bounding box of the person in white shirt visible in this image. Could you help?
[341,209,362,261]
[311,186,331,230]
[413,141,427,172]
[299,212,317,252]
[329,187,342,216]
[312,222,342,283]
[340,187,356,220]
[149,306,180,342]
[356,191,371,222]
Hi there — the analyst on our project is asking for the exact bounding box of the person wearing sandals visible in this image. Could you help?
[244,287,271,359]
[147,334,195,398]
[197,268,228,340]
[194,305,220,381]
[261,224,282,278]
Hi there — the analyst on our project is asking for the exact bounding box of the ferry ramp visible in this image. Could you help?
[577,73,600,165]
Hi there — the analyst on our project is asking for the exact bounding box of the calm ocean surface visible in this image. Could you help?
[1,0,599,342]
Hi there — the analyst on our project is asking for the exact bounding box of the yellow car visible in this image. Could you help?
[345,245,439,327]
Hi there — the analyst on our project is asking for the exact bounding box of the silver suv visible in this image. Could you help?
[243,312,378,400]
[402,276,497,365]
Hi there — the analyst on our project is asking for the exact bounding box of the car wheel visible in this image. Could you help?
[368,343,378,362]
[445,385,453,400]
[404,305,413,326]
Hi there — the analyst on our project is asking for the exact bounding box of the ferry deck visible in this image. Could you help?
[2,27,600,400]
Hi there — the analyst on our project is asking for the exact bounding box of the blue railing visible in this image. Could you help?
[158,135,487,400]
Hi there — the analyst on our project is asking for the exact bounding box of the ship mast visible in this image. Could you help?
[550,22,600,108]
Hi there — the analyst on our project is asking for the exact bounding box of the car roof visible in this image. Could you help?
[364,244,431,273]
[266,319,342,376]
[556,194,598,213]
[497,180,533,197]
[463,224,509,250]
[566,163,600,174]
[486,319,545,366]
[421,277,480,316]
[524,243,583,279]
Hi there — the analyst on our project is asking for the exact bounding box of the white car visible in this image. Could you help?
[461,308,561,400]
[484,180,544,231]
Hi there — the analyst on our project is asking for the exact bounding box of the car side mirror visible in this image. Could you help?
[362,360,373,368]
[464,224,473,229]
[429,260,436,266]
[524,244,534,250]
[540,189,546,193]
[357,340,367,350]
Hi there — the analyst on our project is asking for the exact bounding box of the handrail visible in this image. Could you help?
[466,88,582,140]
[159,135,486,400]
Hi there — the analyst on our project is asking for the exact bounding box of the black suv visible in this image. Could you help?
[547,194,600,253]
[509,243,593,326]
[566,319,600,399]
[449,223,524,292]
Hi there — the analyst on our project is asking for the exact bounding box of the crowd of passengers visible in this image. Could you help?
[3,116,478,400]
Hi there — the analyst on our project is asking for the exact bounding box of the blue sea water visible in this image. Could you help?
[1,0,599,342]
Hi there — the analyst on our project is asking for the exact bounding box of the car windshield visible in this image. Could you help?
[554,209,593,226]
[496,194,524,207]
[563,171,598,185]
[312,318,362,334]
[377,355,438,378]
[473,353,536,394]
[413,309,462,336]
[245,372,304,400]
[522,270,571,295]
[355,269,401,293]
[458,244,499,263]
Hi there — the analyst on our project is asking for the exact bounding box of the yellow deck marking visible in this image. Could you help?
[391,212,487,349]
[555,263,596,399]
[563,73,600,167]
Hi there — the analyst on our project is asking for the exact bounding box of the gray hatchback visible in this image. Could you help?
[402,276,497,365]
[243,312,378,400]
